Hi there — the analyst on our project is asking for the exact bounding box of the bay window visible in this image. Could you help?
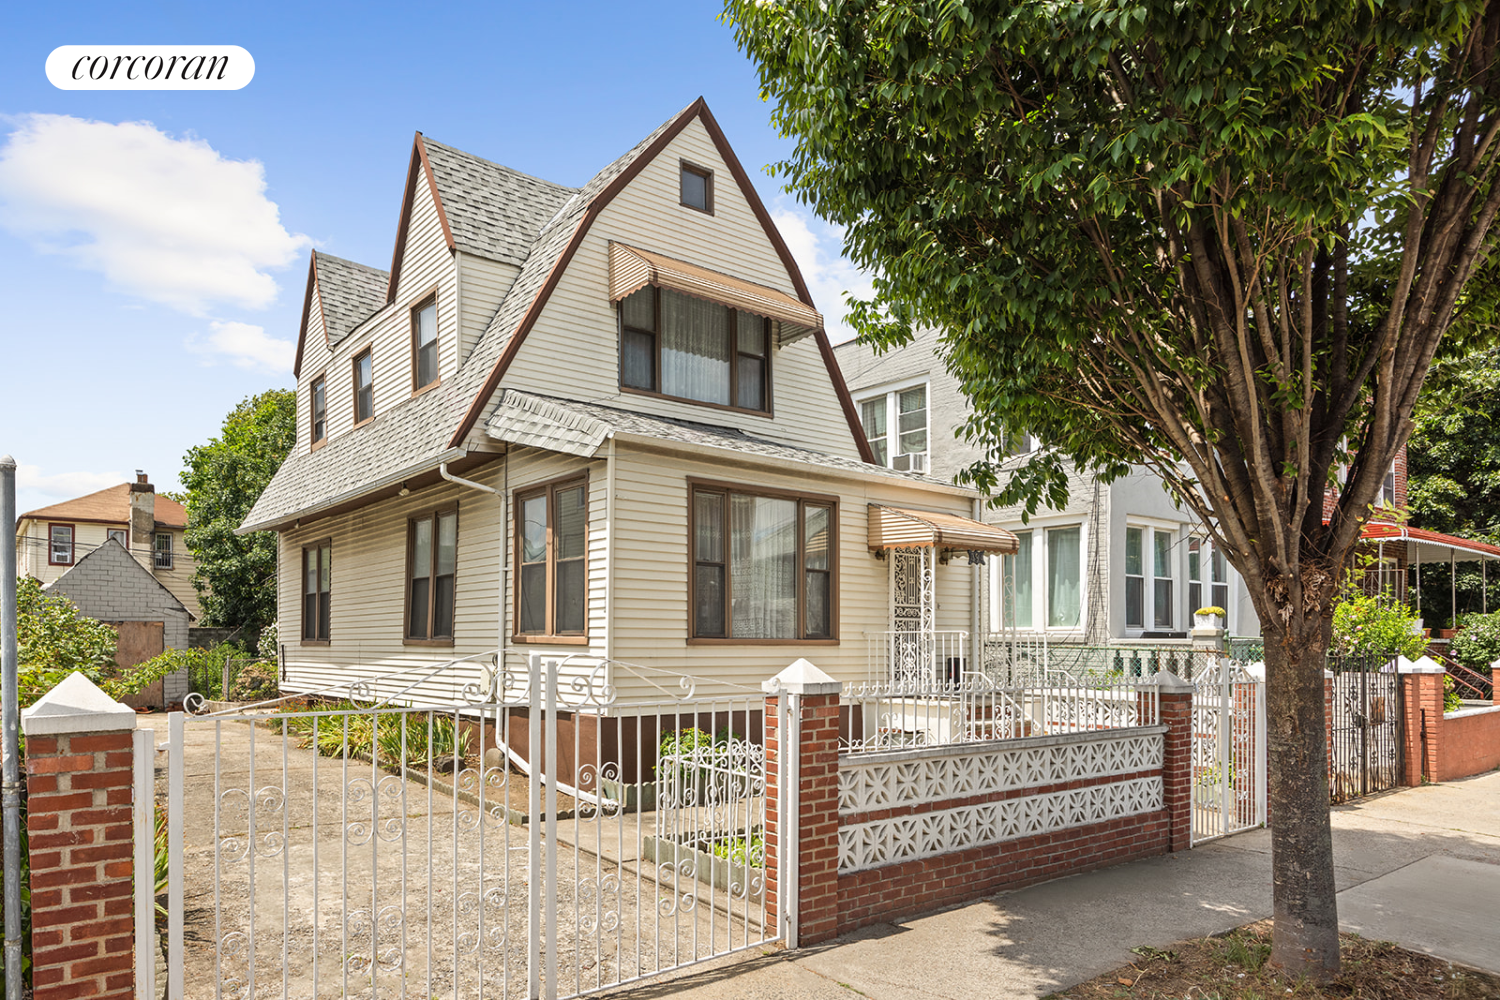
[516,479,588,640]
[618,286,770,412]
[690,483,835,641]
[407,508,457,643]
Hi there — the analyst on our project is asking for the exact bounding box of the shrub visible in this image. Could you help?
[1450,611,1500,674]
[711,832,765,868]
[227,660,279,702]
[256,622,279,662]
[1331,594,1426,663]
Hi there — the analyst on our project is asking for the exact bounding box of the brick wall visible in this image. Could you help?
[25,732,137,1000]
[1436,708,1500,781]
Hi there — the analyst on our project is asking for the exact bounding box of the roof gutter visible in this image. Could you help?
[235,447,468,535]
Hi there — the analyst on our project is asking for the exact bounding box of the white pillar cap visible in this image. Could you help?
[22,672,137,736]
[764,658,842,696]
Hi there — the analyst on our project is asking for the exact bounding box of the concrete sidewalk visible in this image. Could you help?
[612,770,1500,999]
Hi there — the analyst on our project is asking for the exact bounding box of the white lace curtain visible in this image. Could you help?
[661,291,731,405]
[730,494,798,639]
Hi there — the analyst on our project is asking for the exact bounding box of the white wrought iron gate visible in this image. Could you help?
[1190,660,1267,844]
[154,653,777,999]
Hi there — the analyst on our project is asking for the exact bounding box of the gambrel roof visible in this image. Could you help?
[247,99,873,534]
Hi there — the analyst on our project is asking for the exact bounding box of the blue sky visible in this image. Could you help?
[0,1,870,515]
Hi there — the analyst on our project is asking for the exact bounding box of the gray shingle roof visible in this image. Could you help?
[421,138,578,267]
[314,252,389,347]
[243,102,901,533]
[486,390,965,490]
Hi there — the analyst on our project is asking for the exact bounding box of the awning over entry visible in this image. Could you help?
[867,504,1020,554]
[608,241,822,344]
[1361,523,1500,562]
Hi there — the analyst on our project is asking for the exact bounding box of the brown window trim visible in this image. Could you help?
[309,373,329,451]
[686,477,839,643]
[301,539,332,643]
[679,159,714,214]
[409,287,441,396]
[513,473,590,642]
[404,504,458,645]
[47,522,76,566]
[617,286,774,414]
[351,345,374,428]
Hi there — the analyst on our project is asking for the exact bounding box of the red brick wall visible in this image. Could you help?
[1435,708,1500,782]
[837,811,1169,932]
[795,692,842,945]
[25,731,136,1000]
[1400,672,1445,785]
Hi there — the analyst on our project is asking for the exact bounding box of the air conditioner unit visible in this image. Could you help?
[892,453,928,473]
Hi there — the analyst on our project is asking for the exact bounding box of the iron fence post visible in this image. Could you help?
[2,455,21,1000]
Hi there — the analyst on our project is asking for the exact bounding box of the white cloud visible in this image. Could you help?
[15,464,124,504]
[771,203,876,344]
[0,113,310,314]
[186,320,294,374]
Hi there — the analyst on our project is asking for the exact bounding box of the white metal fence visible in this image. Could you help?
[152,652,778,1000]
[839,673,1160,754]
[1190,660,1267,844]
[864,629,970,686]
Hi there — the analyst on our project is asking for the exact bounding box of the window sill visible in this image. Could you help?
[619,385,772,419]
[300,639,330,647]
[403,637,455,647]
[352,416,374,430]
[310,438,328,452]
[687,638,839,646]
[410,379,441,400]
[511,635,589,646]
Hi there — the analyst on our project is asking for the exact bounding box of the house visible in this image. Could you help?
[16,473,201,619]
[238,99,1017,734]
[835,328,1261,672]
[44,538,193,708]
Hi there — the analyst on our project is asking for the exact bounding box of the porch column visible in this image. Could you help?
[21,674,141,1000]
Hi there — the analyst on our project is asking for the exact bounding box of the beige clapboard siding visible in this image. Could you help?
[294,175,460,462]
[498,118,864,462]
[277,450,608,701]
[605,443,974,700]
[296,284,330,456]
[457,253,520,367]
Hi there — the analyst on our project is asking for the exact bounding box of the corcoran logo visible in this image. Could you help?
[46,45,254,90]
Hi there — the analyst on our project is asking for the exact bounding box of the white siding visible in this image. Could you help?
[498,118,864,461]
[457,252,520,366]
[295,174,460,459]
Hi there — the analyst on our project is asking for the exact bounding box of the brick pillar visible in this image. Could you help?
[21,673,141,1000]
[1492,658,1499,707]
[763,658,842,948]
[1398,662,1445,785]
[1150,672,1195,852]
[761,692,781,925]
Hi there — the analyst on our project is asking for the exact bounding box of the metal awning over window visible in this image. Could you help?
[867,504,1020,554]
[608,241,822,345]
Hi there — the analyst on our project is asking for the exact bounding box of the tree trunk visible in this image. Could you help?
[1263,617,1340,975]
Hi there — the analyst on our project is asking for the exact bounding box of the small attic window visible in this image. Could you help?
[680,161,712,214]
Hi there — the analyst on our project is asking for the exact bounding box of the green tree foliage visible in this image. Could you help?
[180,390,294,631]
[1331,595,1425,661]
[726,0,1500,975]
[1449,610,1500,674]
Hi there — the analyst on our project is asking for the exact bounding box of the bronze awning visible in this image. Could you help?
[608,241,822,343]
[867,504,1019,554]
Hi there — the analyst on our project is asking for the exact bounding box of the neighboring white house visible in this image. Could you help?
[239,100,1018,715]
[834,329,1262,663]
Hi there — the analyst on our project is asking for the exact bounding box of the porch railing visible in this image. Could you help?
[865,630,970,686]
[981,637,1214,685]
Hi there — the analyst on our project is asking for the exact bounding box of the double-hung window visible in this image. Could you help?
[310,376,327,448]
[407,509,457,642]
[154,533,173,570]
[302,542,331,642]
[106,528,127,548]
[353,349,373,425]
[991,524,1082,631]
[998,529,1034,628]
[619,287,770,412]
[516,479,588,639]
[680,162,712,213]
[49,524,74,566]
[859,385,928,472]
[1188,537,1204,612]
[1046,525,1082,627]
[1210,545,1229,612]
[690,483,835,641]
[1125,526,1177,630]
[412,297,439,392]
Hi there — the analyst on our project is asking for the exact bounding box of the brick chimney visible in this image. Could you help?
[129,470,155,570]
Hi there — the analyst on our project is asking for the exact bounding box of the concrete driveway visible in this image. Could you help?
[607,769,1500,999]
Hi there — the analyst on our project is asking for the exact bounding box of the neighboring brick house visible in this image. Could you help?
[15,472,201,619]
[45,538,193,708]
